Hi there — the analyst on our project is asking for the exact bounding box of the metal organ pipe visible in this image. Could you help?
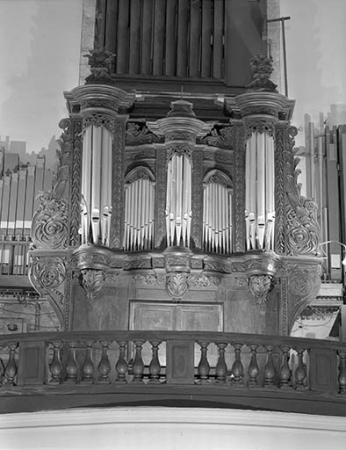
[80,125,113,246]
[245,132,275,251]
[202,179,233,255]
[165,154,192,247]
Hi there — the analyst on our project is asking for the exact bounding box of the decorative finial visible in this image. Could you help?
[84,48,115,85]
[247,54,278,93]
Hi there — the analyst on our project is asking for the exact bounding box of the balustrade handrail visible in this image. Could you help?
[1,330,345,351]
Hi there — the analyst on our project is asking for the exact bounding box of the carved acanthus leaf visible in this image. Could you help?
[199,126,234,149]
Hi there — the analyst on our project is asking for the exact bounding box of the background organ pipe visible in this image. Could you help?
[229,191,232,253]
[176,155,182,244]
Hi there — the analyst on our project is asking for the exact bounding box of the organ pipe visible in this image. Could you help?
[123,175,155,251]
[80,125,113,246]
[166,154,192,247]
[245,132,275,251]
[202,180,232,255]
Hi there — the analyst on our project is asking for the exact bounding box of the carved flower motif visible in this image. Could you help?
[35,258,65,289]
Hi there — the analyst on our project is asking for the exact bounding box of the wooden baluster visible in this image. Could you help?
[0,356,5,386]
[197,341,210,383]
[81,340,94,384]
[231,343,243,384]
[115,340,128,383]
[132,340,145,383]
[49,340,62,385]
[149,340,161,383]
[294,347,307,390]
[280,346,292,389]
[98,341,111,384]
[215,342,228,384]
[5,342,17,386]
[65,341,78,384]
[264,345,276,387]
[338,350,346,394]
[248,344,259,387]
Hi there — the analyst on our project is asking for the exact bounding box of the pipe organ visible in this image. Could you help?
[123,168,155,251]
[203,171,233,254]
[81,124,113,246]
[166,153,192,247]
[245,131,275,251]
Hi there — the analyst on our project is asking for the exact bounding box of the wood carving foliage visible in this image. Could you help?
[126,122,160,146]
[234,125,245,252]
[199,125,234,149]
[285,127,320,255]
[274,125,286,254]
[70,118,82,247]
[111,121,125,248]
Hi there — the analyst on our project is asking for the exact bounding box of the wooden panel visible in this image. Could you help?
[17,341,47,386]
[105,0,118,53]
[141,0,153,75]
[153,0,166,75]
[189,0,201,77]
[116,0,129,73]
[165,0,177,76]
[131,302,175,331]
[129,0,141,74]
[213,0,224,79]
[201,0,212,77]
[178,304,223,331]
[309,348,338,393]
[177,0,189,76]
[166,340,194,384]
[94,0,107,49]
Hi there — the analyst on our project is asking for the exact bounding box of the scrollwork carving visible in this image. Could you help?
[165,131,195,142]
[29,255,66,327]
[31,194,68,249]
[188,274,221,287]
[285,126,320,256]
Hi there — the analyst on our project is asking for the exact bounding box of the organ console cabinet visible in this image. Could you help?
[28,1,322,338]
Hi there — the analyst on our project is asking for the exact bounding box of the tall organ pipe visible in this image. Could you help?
[81,125,112,246]
[245,132,275,251]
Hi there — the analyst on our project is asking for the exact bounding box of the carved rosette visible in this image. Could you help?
[31,195,68,249]
[248,275,274,305]
[80,269,105,303]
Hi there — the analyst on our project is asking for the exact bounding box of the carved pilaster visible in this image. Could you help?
[233,122,246,253]
[274,123,287,254]
[191,149,203,249]
[155,146,167,248]
[111,118,127,249]
[69,118,82,247]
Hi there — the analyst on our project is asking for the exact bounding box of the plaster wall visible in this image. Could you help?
[1,406,346,450]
